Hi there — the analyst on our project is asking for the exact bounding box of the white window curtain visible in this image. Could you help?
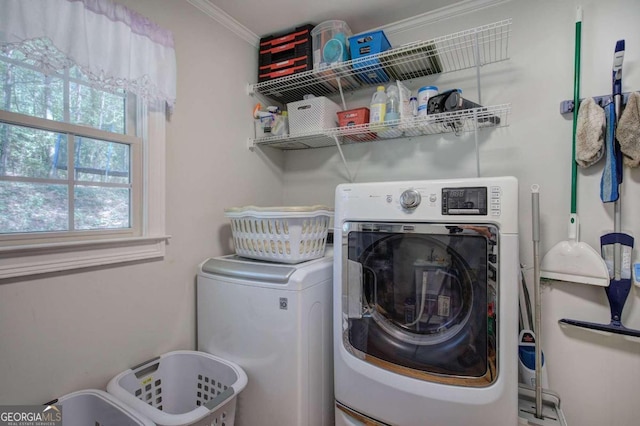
[0,0,177,110]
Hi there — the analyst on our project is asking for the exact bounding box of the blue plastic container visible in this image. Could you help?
[349,30,392,84]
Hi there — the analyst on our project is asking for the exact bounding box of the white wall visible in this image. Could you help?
[0,0,284,404]
[281,1,640,425]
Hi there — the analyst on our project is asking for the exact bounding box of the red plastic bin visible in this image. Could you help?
[337,108,376,142]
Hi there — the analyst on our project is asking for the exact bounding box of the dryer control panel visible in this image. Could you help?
[441,186,488,215]
[335,177,518,233]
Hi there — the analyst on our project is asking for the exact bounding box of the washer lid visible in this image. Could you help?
[201,257,297,284]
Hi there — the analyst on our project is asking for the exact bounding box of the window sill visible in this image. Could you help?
[0,236,170,279]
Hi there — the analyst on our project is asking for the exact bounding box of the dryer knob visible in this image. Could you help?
[400,189,421,210]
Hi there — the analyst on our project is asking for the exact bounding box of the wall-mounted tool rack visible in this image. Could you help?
[560,91,637,114]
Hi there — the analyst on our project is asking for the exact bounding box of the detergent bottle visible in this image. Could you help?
[384,84,400,123]
[369,86,387,125]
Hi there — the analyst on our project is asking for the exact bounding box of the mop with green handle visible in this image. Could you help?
[540,6,610,288]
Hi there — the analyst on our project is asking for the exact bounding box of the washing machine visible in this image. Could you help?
[333,177,519,426]
[197,254,334,426]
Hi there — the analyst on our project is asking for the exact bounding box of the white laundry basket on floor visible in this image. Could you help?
[54,389,154,426]
[107,350,248,426]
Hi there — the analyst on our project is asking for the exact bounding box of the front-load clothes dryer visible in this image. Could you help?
[197,255,334,426]
[333,177,519,426]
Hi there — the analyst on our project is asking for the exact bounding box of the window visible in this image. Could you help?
[0,0,176,279]
[0,45,141,240]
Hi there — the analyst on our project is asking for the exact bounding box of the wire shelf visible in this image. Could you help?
[249,19,512,104]
[253,104,510,150]
[252,132,337,150]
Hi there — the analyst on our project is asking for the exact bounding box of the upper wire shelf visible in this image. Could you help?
[249,19,512,104]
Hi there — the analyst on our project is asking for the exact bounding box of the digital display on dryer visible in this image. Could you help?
[442,187,487,215]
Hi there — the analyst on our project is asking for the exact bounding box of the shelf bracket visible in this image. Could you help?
[473,109,480,177]
[336,77,347,111]
[473,32,482,105]
[332,135,353,183]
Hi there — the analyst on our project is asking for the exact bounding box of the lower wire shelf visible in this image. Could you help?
[251,104,511,150]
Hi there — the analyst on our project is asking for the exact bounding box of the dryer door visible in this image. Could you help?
[341,222,498,387]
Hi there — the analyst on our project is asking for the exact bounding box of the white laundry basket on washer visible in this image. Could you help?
[107,350,247,426]
[225,205,333,264]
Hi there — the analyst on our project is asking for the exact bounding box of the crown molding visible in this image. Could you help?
[187,0,509,48]
[187,0,260,47]
[380,0,511,36]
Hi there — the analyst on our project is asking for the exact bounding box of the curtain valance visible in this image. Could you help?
[0,0,177,109]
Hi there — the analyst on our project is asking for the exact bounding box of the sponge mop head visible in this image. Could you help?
[575,97,605,168]
[617,92,640,168]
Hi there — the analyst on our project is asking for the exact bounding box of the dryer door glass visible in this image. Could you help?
[342,222,498,387]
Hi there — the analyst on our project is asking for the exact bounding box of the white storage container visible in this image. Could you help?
[254,113,288,139]
[55,389,154,426]
[225,205,333,264]
[287,97,341,135]
[107,350,248,426]
[311,20,352,69]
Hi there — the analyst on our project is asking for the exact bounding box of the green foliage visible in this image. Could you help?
[0,182,69,233]
[0,182,130,233]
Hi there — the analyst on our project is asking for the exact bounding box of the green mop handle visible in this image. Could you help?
[570,8,582,216]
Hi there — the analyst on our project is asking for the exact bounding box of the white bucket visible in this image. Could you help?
[417,86,438,116]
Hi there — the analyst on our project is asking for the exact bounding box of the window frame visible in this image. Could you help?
[0,109,142,241]
[0,98,167,280]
